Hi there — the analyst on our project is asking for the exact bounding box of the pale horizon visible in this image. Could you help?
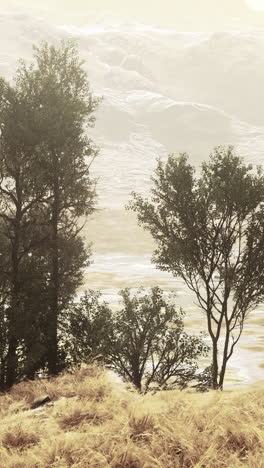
[1,0,264,31]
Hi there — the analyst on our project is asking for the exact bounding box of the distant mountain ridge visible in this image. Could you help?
[1,12,264,386]
[1,13,264,209]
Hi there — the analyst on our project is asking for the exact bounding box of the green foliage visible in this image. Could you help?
[16,40,100,222]
[66,287,209,392]
[128,146,264,389]
[62,290,112,365]
[107,287,208,391]
[0,40,99,388]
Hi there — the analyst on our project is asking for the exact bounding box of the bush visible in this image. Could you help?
[66,287,209,392]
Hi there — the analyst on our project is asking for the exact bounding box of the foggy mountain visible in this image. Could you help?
[1,14,264,204]
[1,13,264,241]
[1,11,264,384]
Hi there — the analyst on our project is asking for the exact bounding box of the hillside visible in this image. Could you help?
[0,365,263,468]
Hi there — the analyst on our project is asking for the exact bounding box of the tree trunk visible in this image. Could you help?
[206,300,219,390]
[133,373,142,391]
[212,340,219,390]
[219,324,230,390]
[0,358,5,391]
[131,354,142,391]
[5,336,18,388]
[218,288,231,390]
[219,362,227,390]
[47,157,59,376]
[6,202,21,388]
[47,248,59,375]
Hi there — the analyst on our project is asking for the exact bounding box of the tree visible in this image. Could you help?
[128,146,264,389]
[14,40,100,376]
[108,287,208,391]
[0,41,99,388]
[17,234,88,380]
[0,224,10,388]
[0,76,49,388]
[61,290,112,366]
[66,287,208,392]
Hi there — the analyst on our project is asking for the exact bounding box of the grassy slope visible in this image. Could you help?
[0,366,263,468]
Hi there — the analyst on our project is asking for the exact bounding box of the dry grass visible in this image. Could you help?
[0,365,264,468]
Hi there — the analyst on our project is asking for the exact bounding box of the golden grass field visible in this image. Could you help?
[0,365,263,468]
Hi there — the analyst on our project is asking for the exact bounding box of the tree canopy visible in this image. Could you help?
[0,40,99,388]
[65,287,209,392]
[128,146,264,389]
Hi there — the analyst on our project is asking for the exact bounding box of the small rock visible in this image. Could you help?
[31,395,51,410]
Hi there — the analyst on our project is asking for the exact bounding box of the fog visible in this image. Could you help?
[0,0,264,385]
[2,0,264,30]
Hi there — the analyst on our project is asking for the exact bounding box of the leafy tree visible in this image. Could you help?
[11,40,100,376]
[128,147,264,389]
[14,42,99,374]
[0,41,99,388]
[0,77,48,388]
[106,287,208,391]
[66,287,208,392]
[62,290,112,366]
[16,234,88,380]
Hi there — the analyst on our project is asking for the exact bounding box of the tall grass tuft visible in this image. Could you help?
[0,365,263,467]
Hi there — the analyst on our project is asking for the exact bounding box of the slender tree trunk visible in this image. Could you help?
[47,156,59,375]
[0,358,5,391]
[212,339,219,389]
[218,287,231,390]
[206,297,219,390]
[6,201,21,388]
[219,323,230,389]
[5,336,18,388]
[219,360,227,390]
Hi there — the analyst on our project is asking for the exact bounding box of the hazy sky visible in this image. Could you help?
[1,0,264,30]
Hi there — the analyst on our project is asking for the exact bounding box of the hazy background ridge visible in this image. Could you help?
[0,1,264,385]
